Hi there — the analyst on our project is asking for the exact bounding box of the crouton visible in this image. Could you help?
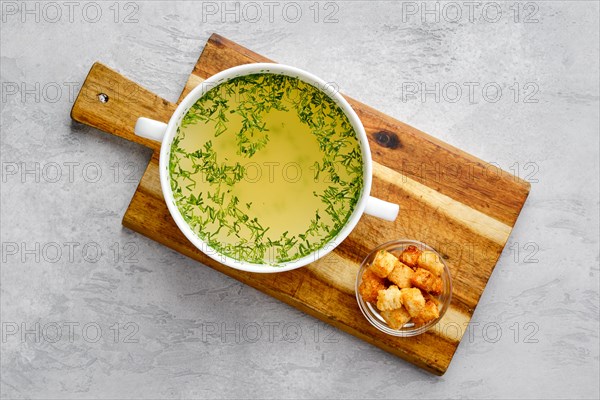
[399,245,421,268]
[381,307,411,330]
[400,287,426,317]
[411,268,443,295]
[358,268,387,303]
[370,250,399,278]
[412,300,440,327]
[421,290,441,306]
[388,262,415,289]
[376,285,403,311]
[417,250,444,276]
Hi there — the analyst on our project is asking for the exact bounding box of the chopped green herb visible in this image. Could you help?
[169,73,363,265]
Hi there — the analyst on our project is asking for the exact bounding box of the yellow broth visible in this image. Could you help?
[169,73,363,265]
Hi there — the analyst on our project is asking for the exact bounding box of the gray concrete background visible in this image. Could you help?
[1,1,598,399]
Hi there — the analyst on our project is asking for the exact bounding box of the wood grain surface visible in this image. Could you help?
[70,33,530,375]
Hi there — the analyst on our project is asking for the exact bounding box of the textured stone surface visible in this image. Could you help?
[1,1,598,398]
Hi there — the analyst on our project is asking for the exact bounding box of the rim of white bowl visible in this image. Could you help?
[159,63,373,273]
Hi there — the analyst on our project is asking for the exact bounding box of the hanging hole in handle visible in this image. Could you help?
[97,93,109,103]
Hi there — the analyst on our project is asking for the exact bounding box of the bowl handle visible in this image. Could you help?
[134,117,168,142]
[364,196,399,221]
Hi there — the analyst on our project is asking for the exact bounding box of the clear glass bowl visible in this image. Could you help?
[355,239,452,337]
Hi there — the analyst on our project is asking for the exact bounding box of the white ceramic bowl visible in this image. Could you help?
[135,63,399,273]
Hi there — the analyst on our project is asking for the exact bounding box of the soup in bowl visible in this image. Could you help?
[135,63,398,272]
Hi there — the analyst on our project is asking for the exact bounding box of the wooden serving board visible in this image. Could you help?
[71,33,530,375]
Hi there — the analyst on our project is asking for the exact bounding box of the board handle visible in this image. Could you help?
[70,62,176,152]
